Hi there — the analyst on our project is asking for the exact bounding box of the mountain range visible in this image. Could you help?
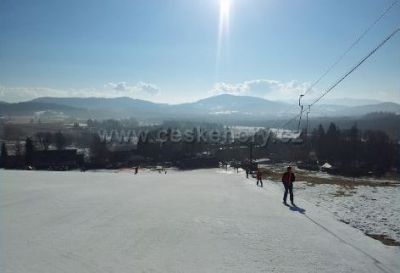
[0,94,399,122]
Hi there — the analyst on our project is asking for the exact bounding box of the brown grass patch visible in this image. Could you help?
[366,234,400,246]
[258,166,399,188]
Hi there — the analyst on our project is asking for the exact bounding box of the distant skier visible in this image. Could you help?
[256,169,263,187]
[282,166,296,206]
[134,166,139,174]
[246,168,249,179]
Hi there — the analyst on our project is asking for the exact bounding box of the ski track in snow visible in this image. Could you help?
[1,169,399,273]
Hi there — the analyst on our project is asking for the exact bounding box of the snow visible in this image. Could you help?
[264,164,400,244]
[321,162,332,169]
[294,181,400,244]
[1,169,399,273]
[270,128,302,140]
[254,158,270,164]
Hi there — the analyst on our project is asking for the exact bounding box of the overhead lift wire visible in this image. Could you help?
[269,1,399,131]
[279,27,400,130]
[301,0,399,98]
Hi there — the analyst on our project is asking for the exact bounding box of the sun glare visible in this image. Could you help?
[220,0,231,17]
[216,0,231,76]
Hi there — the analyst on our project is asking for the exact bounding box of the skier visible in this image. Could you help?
[134,166,139,174]
[256,169,263,187]
[246,168,249,179]
[282,166,296,206]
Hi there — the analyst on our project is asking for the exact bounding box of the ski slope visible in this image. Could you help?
[1,169,399,273]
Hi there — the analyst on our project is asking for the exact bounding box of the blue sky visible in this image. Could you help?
[0,0,399,103]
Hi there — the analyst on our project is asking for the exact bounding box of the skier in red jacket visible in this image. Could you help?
[282,166,296,206]
[256,169,263,187]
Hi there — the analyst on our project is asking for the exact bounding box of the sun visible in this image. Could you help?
[220,0,231,17]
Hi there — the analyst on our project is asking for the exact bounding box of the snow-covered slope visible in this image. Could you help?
[294,179,400,244]
[1,169,399,273]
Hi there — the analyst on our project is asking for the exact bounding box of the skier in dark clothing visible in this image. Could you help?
[256,169,263,187]
[246,168,249,179]
[282,166,295,206]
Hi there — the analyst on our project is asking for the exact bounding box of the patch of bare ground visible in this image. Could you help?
[259,166,399,188]
[365,234,400,246]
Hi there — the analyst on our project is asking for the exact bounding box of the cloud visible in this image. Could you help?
[135,82,160,95]
[0,81,161,102]
[106,82,129,92]
[105,81,160,95]
[210,79,311,100]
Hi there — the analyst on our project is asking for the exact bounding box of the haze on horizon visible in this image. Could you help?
[0,0,399,104]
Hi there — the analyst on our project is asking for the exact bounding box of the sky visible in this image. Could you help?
[0,0,399,104]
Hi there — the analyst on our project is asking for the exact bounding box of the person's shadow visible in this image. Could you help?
[284,203,306,214]
[290,206,306,214]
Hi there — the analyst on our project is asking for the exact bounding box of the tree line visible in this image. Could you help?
[309,123,397,176]
[1,120,398,176]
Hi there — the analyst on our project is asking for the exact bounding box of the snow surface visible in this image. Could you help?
[264,164,400,242]
[294,180,400,244]
[1,169,399,273]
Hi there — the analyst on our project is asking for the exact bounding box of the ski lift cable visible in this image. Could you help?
[301,0,399,98]
[269,1,398,131]
[279,26,400,130]
[309,27,399,107]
